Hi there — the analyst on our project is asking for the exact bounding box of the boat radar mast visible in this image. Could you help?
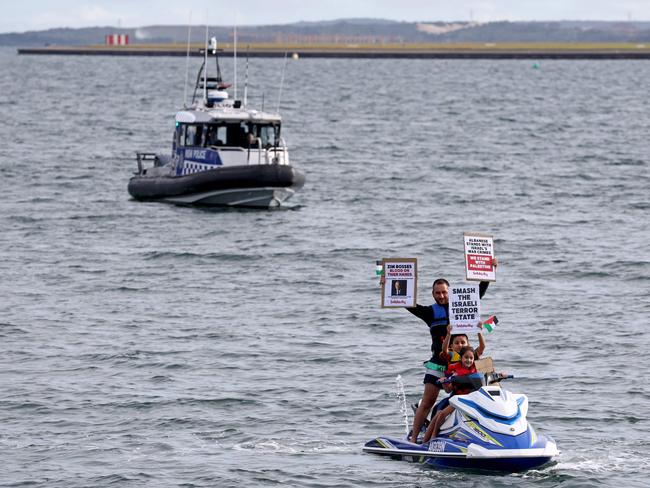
[192,36,232,108]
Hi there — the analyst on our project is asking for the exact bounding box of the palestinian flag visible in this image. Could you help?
[483,315,499,333]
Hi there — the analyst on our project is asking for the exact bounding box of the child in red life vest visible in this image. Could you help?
[422,346,478,442]
[445,346,479,394]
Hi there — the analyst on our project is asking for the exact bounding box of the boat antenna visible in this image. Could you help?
[183,12,192,108]
[243,44,250,108]
[213,37,223,83]
[191,59,206,105]
[203,23,209,105]
[276,51,289,114]
[233,21,237,100]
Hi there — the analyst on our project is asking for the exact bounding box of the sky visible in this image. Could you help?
[2,0,650,34]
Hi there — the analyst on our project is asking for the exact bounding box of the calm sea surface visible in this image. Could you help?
[0,47,649,487]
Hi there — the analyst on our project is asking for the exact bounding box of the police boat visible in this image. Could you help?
[363,371,559,472]
[128,38,305,208]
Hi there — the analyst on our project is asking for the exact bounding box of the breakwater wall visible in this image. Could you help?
[16,45,650,59]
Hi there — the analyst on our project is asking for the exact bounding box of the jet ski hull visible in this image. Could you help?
[363,435,557,472]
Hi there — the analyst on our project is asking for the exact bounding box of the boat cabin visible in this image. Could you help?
[171,109,288,175]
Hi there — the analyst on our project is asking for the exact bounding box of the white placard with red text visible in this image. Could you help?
[464,233,496,282]
[381,258,417,308]
[449,283,481,333]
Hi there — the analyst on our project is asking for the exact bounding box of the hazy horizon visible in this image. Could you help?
[3,0,650,34]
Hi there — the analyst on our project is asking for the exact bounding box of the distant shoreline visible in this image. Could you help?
[16,43,650,59]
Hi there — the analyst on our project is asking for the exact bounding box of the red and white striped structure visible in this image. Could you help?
[105,34,129,46]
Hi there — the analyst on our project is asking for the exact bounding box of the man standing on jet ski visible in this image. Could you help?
[405,265,495,444]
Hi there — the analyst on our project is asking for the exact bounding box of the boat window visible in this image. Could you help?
[254,123,280,148]
[183,124,205,147]
[229,124,245,146]
[206,124,228,146]
[245,124,256,147]
[173,126,180,151]
[203,123,247,147]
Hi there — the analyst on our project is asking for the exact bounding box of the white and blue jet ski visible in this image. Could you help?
[364,374,559,472]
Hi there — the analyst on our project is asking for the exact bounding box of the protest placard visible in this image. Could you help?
[464,232,496,282]
[381,258,417,308]
[449,283,481,333]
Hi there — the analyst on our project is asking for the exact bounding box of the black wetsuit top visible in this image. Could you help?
[406,281,490,364]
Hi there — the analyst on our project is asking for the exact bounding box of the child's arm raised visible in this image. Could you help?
[439,324,453,362]
[475,322,486,358]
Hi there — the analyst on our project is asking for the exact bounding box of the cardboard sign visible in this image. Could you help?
[449,283,481,333]
[464,232,496,282]
[381,258,417,308]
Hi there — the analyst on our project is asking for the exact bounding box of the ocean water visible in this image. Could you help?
[0,47,649,487]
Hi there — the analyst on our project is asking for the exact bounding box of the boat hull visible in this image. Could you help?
[128,164,305,208]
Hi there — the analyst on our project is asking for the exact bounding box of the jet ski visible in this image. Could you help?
[363,373,559,472]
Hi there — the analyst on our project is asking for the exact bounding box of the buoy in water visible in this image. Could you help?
[292,52,299,60]
[532,62,541,69]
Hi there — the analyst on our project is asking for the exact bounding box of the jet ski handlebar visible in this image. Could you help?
[437,372,514,388]
[487,372,514,384]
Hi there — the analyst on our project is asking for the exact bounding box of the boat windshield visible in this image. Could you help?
[179,122,280,148]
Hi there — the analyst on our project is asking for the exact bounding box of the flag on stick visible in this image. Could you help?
[483,315,499,333]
